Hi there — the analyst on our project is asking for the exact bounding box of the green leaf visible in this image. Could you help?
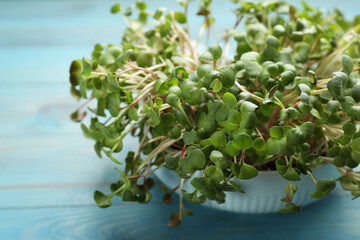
[110,3,121,14]
[136,53,153,67]
[351,190,360,200]
[199,52,214,62]
[245,62,263,78]
[326,100,340,114]
[70,110,86,122]
[278,202,301,213]
[231,162,258,180]
[219,67,235,88]
[294,42,310,63]
[310,179,336,198]
[351,152,360,163]
[280,108,301,121]
[252,137,266,154]
[281,71,296,85]
[341,96,355,112]
[222,92,237,110]
[233,133,253,150]
[215,103,229,122]
[182,190,206,204]
[210,150,223,162]
[327,76,344,101]
[289,31,303,42]
[334,72,348,85]
[94,191,112,208]
[107,72,121,90]
[152,113,176,136]
[180,148,206,174]
[263,46,278,60]
[107,46,122,58]
[223,110,242,132]
[115,49,133,66]
[153,7,165,20]
[199,44,222,62]
[267,63,280,78]
[273,25,285,37]
[190,177,223,202]
[343,121,356,136]
[210,79,222,92]
[174,11,187,24]
[283,167,301,181]
[286,122,314,147]
[352,83,360,102]
[240,51,260,63]
[82,57,92,77]
[155,97,163,106]
[270,126,285,139]
[348,106,360,120]
[334,146,351,167]
[225,141,241,157]
[310,108,321,119]
[128,108,139,121]
[166,93,179,106]
[136,1,146,10]
[167,212,181,227]
[209,150,230,169]
[168,85,181,96]
[266,35,280,48]
[197,64,213,79]
[352,138,360,163]
[210,131,227,148]
[352,138,360,152]
[228,180,245,193]
[266,137,294,155]
[202,70,219,89]
[208,44,222,60]
[107,93,121,117]
[81,123,102,141]
[168,125,181,139]
[342,55,353,75]
[165,156,178,170]
[276,159,301,181]
[190,177,206,190]
[98,52,115,66]
[240,101,258,129]
[183,130,196,145]
[298,83,311,95]
[300,92,310,106]
[205,166,224,182]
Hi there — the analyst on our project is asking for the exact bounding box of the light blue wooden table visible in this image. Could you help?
[1,1,360,239]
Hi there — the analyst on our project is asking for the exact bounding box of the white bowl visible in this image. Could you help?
[153,163,339,213]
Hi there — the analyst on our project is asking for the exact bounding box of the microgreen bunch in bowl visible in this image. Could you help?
[70,0,360,227]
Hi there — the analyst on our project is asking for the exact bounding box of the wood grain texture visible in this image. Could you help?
[0,195,360,240]
[1,0,360,239]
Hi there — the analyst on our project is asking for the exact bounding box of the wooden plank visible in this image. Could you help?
[0,185,120,209]
[0,1,233,48]
[0,46,96,84]
[0,134,138,185]
[0,184,162,209]
[0,84,89,135]
[0,195,359,240]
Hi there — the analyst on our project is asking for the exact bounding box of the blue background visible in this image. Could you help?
[1,0,360,239]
